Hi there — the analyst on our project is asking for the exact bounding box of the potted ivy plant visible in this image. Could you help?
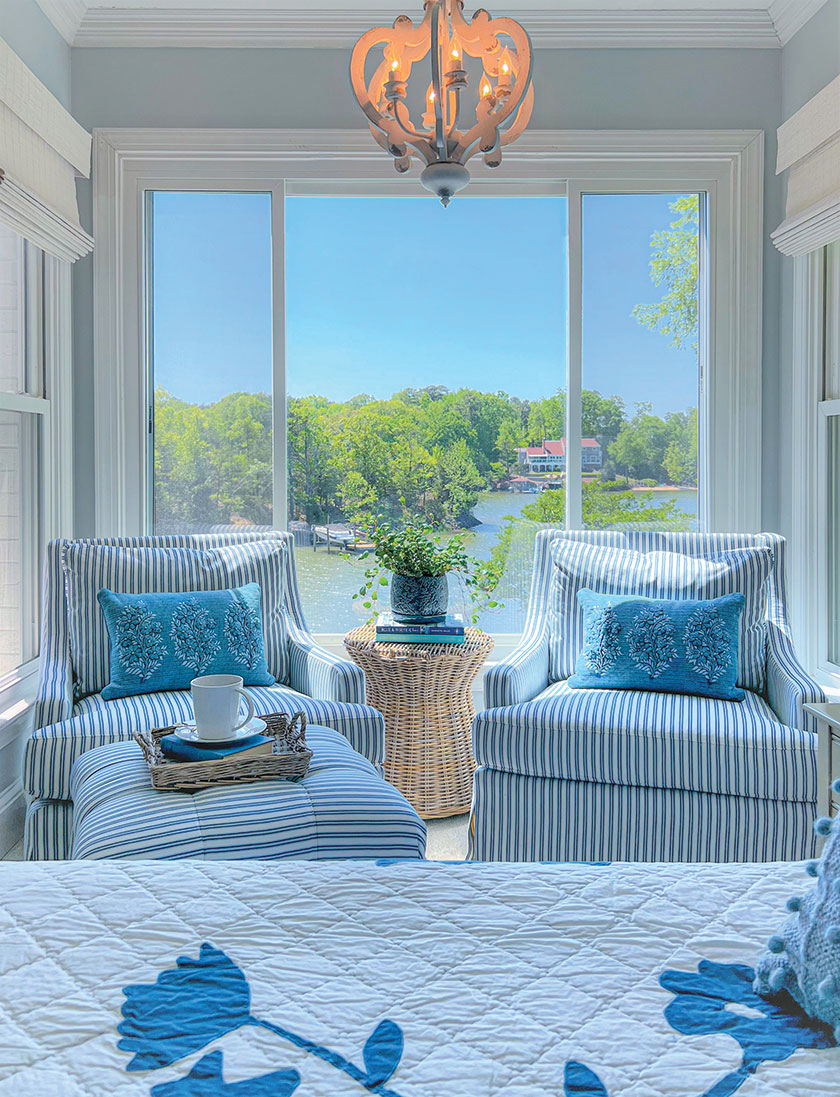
[352,519,502,625]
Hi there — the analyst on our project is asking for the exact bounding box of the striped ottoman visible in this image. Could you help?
[69,725,426,860]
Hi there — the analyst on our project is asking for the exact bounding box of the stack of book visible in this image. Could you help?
[159,733,274,764]
[375,612,466,644]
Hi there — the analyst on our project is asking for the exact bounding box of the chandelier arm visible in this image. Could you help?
[450,58,532,164]
[498,82,534,147]
[392,100,430,144]
[429,1,447,162]
[446,81,462,138]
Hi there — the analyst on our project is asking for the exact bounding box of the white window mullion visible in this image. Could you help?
[565,182,583,530]
[697,192,711,532]
[271,182,288,531]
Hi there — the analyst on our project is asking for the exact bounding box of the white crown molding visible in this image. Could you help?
[73,5,781,49]
[92,125,764,162]
[34,0,89,45]
[768,0,828,44]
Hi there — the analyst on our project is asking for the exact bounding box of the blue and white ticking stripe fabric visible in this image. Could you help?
[474,530,825,864]
[27,532,379,859]
[24,797,73,861]
[469,767,820,863]
[548,538,773,691]
[24,683,385,804]
[34,539,76,730]
[69,726,426,861]
[473,679,817,802]
[62,535,290,699]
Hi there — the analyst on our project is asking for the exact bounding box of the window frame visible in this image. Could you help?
[0,232,73,689]
[790,242,840,686]
[92,127,764,635]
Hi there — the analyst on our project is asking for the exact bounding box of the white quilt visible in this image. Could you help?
[0,859,837,1097]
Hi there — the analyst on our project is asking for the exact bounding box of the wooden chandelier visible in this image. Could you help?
[350,0,534,205]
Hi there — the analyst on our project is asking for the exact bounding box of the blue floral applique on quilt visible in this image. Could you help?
[150,1050,300,1096]
[661,960,835,1097]
[120,944,406,1096]
[120,948,836,1097]
[563,1061,609,1095]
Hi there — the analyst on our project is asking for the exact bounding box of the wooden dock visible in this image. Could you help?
[311,524,374,553]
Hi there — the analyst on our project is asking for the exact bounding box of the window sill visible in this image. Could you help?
[0,659,38,751]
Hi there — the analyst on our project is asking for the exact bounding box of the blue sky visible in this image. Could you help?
[152,191,698,417]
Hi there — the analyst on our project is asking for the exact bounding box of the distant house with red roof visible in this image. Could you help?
[516,439,602,473]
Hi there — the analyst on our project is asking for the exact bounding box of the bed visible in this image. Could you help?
[0,858,837,1096]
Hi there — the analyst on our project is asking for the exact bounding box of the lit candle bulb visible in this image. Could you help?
[386,48,402,80]
[449,33,463,69]
[422,83,437,128]
[480,76,493,101]
[497,47,513,85]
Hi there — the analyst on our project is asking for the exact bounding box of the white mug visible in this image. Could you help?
[191,674,256,741]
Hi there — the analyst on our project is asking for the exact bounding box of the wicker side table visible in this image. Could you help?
[344,624,494,819]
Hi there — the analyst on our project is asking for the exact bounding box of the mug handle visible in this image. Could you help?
[232,688,256,732]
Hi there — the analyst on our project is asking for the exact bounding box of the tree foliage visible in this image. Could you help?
[632,194,700,352]
[154,381,697,532]
[520,480,689,531]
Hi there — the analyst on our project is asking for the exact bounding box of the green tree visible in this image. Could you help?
[288,395,339,522]
[632,194,699,352]
[608,403,671,481]
[520,481,687,529]
[663,407,698,486]
[427,439,485,527]
[495,419,525,477]
[581,390,625,445]
[527,392,566,444]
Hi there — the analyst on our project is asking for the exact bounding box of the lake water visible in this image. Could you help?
[294,488,698,634]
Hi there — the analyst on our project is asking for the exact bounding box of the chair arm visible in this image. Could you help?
[484,630,550,709]
[33,652,74,730]
[766,621,825,732]
[287,628,366,705]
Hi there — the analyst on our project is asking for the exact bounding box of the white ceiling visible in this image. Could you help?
[35,0,828,49]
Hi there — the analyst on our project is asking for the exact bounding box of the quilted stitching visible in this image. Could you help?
[0,860,837,1095]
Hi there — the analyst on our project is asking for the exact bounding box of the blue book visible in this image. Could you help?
[376,633,466,644]
[160,733,273,763]
[376,612,466,636]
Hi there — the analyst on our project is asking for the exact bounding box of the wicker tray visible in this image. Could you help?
[133,711,312,792]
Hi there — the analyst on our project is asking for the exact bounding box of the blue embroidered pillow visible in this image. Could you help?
[568,589,745,701]
[97,583,275,700]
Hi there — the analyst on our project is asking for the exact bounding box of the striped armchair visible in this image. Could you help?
[24,532,385,859]
[470,530,824,863]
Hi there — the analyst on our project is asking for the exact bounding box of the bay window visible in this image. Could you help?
[0,226,47,677]
[94,129,763,638]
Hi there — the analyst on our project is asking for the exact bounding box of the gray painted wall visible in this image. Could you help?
[70,45,784,537]
[0,0,71,106]
[782,0,839,117]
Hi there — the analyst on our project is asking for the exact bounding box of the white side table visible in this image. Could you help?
[804,702,840,816]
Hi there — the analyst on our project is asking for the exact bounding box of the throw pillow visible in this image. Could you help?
[754,799,840,1043]
[548,539,772,692]
[62,536,289,698]
[98,583,275,700]
[568,589,746,701]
